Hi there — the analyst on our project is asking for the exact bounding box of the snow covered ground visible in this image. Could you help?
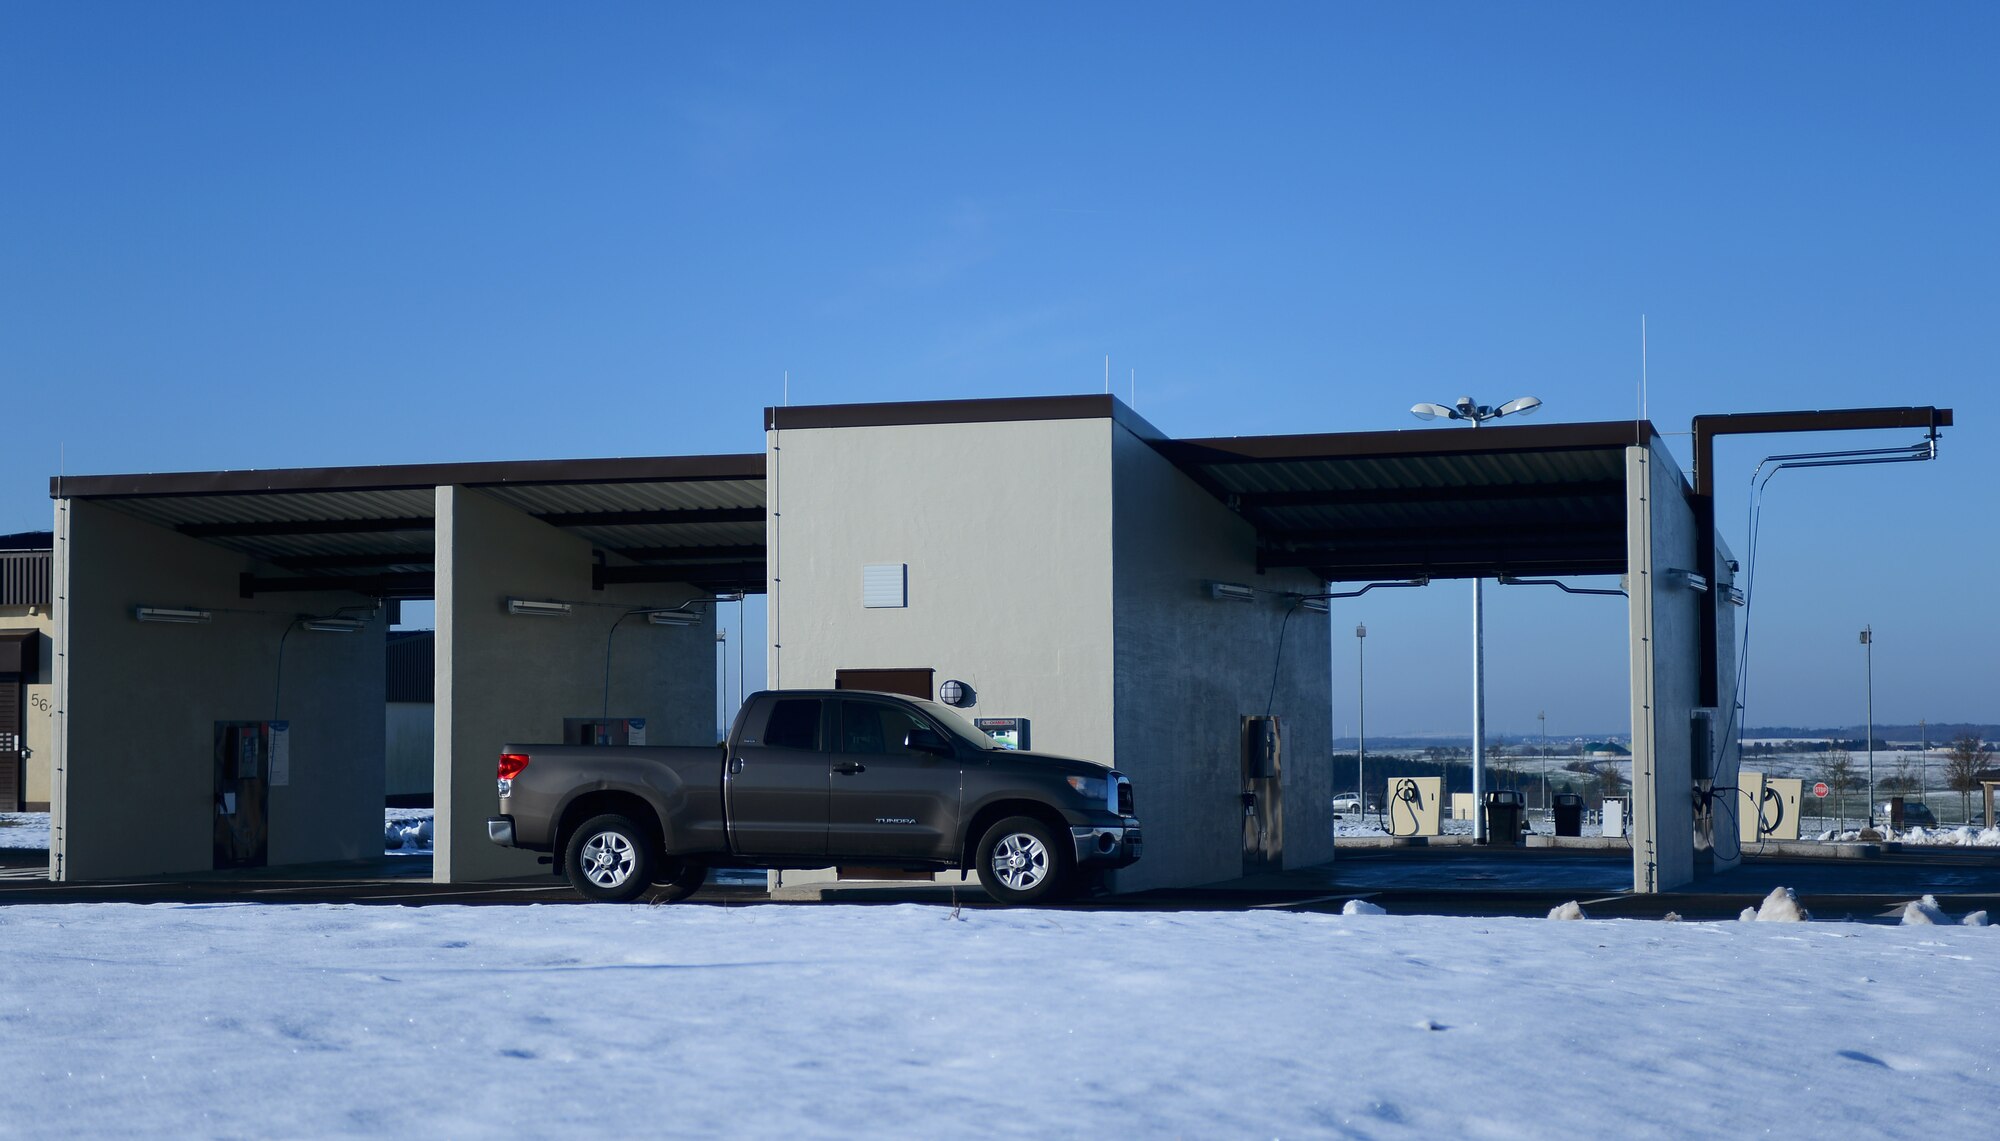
[0,902,1994,1137]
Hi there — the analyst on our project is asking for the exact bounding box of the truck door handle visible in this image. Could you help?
[833,762,866,775]
[729,757,744,775]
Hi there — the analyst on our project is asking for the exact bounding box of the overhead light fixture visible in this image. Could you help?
[135,606,212,624]
[714,591,747,603]
[1207,581,1255,603]
[1410,394,1542,427]
[505,598,572,617]
[1666,569,1710,593]
[301,617,365,633]
[1298,598,1330,614]
[647,610,699,626]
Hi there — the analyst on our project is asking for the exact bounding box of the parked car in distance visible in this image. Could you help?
[1332,796,1361,813]
[1878,801,1939,828]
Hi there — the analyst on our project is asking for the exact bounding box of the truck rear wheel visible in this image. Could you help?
[975,815,1071,905]
[649,857,707,902]
[564,814,654,902]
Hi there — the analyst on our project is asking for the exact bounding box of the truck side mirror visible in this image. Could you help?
[904,728,952,757]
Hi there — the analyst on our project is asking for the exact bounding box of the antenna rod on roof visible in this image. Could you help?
[1640,315,1648,443]
[784,370,789,407]
[1130,368,1135,407]
[1104,355,1109,394]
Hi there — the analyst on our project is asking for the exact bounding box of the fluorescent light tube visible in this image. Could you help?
[135,606,212,624]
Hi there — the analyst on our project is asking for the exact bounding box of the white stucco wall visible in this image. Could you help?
[766,418,1117,765]
[1626,443,1702,892]
[1110,428,1331,891]
[52,500,386,880]
[433,486,717,883]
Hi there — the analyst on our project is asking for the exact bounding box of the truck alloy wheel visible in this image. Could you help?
[564,814,655,902]
[975,816,1070,905]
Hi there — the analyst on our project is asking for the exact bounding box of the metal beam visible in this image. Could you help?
[239,571,434,599]
[609,544,767,562]
[1688,405,1952,706]
[537,507,764,528]
[1237,480,1623,511]
[593,561,766,589]
[182,517,433,538]
[1690,406,1951,497]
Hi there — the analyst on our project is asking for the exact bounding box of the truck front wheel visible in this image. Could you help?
[564,814,654,902]
[975,816,1071,905]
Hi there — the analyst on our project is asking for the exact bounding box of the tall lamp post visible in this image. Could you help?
[1410,394,1543,839]
[1860,625,1874,825]
[1356,622,1367,814]
[1539,709,1549,812]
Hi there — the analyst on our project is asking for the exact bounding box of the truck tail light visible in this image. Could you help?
[497,753,531,780]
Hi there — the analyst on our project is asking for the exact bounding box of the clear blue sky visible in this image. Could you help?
[4,3,1993,737]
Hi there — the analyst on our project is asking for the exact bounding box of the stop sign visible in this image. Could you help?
[1813,782,1830,798]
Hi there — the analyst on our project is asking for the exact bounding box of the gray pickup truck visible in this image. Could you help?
[487,689,1141,905]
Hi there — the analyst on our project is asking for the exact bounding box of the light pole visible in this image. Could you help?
[1356,622,1367,813]
[1861,625,1874,826]
[1539,709,1549,813]
[1410,394,1543,839]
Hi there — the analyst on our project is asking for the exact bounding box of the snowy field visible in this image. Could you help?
[0,902,1995,1137]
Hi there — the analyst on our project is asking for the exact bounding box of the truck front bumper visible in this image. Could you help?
[486,815,516,847]
[1070,818,1142,867]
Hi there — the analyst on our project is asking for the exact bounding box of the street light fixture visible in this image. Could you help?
[1409,393,1542,840]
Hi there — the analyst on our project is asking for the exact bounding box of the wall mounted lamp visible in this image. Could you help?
[135,606,212,624]
[646,610,700,626]
[1207,581,1256,603]
[505,598,572,617]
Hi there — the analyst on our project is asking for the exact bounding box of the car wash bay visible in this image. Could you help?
[42,396,1944,894]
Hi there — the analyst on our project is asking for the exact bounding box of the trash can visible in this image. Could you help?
[1552,792,1584,837]
[1482,790,1524,846]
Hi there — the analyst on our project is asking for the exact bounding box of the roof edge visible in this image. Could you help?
[50,453,767,501]
[766,394,1165,440]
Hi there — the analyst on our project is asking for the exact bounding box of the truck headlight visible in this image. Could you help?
[1066,775,1107,802]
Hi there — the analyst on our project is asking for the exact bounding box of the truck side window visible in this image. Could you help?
[840,701,931,756]
[761,699,822,751]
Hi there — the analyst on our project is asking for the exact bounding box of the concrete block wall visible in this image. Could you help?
[433,486,717,882]
[52,500,386,880]
[1111,428,1331,891]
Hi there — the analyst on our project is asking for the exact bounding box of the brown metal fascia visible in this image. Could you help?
[1690,406,1952,496]
[1166,419,1661,467]
[764,394,1168,441]
[50,453,767,501]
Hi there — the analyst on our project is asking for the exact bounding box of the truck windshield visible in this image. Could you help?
[905,698,1007,752]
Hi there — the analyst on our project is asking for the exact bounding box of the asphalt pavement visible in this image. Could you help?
[4,842,1997,923]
